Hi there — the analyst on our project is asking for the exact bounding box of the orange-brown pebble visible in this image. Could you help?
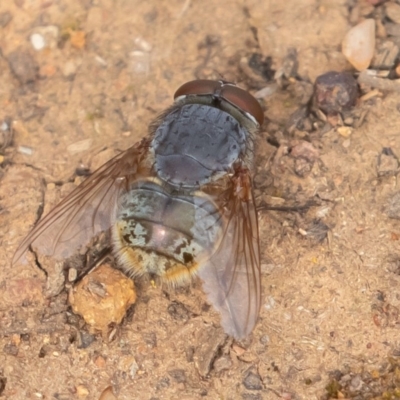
[94,354,107,368]
[231,344,246,356]
[99,386,117,400]
[395,63,400,78]
[11,334,21,346]
[69,30,86,49]
[76,385,89,398]
[69,263,136,333]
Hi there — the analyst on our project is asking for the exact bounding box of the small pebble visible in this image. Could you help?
[337,126,353,137]
[69,30,86,49]
[134,36,152,52]
[372,41,399,69]
[298,228,308,236]
[290,141,319,162]
[386,192,400,219]
[0,11,12,28]
[314,71,358,114]
[349,374,363,392]
[241,393,262,400]
[98,386,117,400]
[94,355,106,368]
[294,158,312,177]
[343,116,354,125]
[167,369,186,383]
[30,26,59,50]
[17,145,33,155]
[385,22,400,37]
[76,384,89,398]
[167,301,191,321]
[358,69,400,91]
[69,264,136,333]
[11,333,21,346]
[0,377,6,396]
[130,50,150,74]
[231,343,246,356]
[68,268,77,282]
[77,331,96,349]
[342,139,351,148]
[377,147,398,176]
[7,50,39,84]
[213,355,233,373]
[67,138,93,155]
[3,343,18,356]
[118,356,139,379]
[386,2,400,24]
[342,19,375,71]
[95,55,108,67]
[194,326,226,378]
[243,370,263,390]
[30,33,45,50]
[63,59,80,77]
[254,84,278,99]
[264,296,275,311]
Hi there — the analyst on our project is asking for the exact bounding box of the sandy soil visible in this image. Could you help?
[2,0,400,399]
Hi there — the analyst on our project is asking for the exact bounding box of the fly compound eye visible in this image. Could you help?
[174,79,222,98]
[174,79,264,126]
[220,84,264,126]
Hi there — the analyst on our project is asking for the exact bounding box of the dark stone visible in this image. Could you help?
[167,369,186,383]
[314,71,358,115]
[241,393,262,400]
[155,377,170,390]
[167,301,191,321]
[77,331,96,349]
[386,192,400,219]
[7,49,39,85]
[243,370,263,390]
[0,11,12,28]
[0,376,6,396]
[3,343,18,356]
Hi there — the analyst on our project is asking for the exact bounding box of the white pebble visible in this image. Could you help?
[30,26,59,51]
[68,268,78,282]
[264,296,275,310]
[254,83,278,99]
[67,138,93,155]
[18,145,33,155]
[95,55,108,67]
[62,60,78,77]
[342,138,351,148]
[30,33,45,51]
[342,19,375,71]
[134,37,152,52]
[130,50,150,74]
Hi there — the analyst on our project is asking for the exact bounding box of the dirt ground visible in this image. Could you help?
[2,0,400,399]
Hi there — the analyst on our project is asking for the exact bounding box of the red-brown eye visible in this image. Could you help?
[174,79,264,126]
[220,84,264,126]
[174,79,222,98]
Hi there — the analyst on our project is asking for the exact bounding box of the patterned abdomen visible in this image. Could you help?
[113,180,223,285]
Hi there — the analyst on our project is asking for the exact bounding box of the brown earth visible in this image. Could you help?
[1,0,400,399]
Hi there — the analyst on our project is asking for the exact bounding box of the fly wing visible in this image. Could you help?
[13,140,150,264]
[198,169,261,339]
